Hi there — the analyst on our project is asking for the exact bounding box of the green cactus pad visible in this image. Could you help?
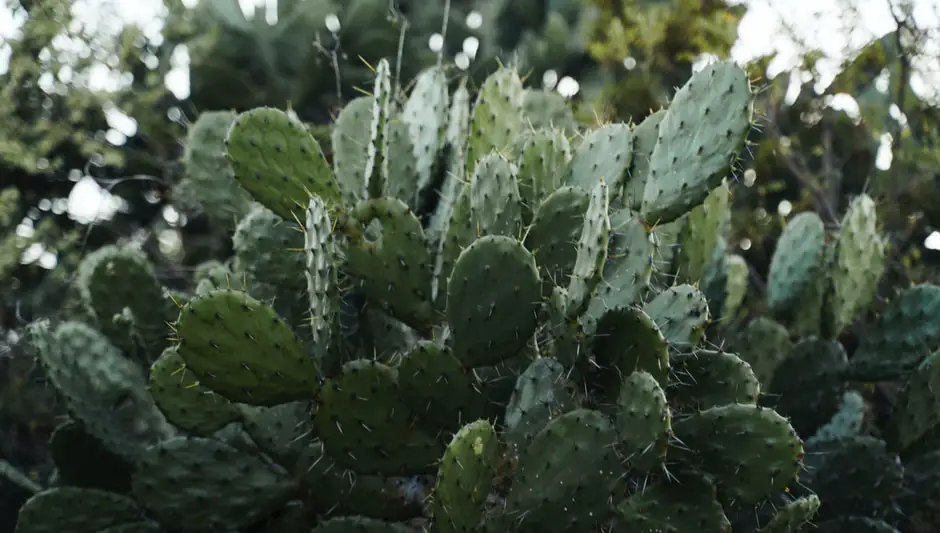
[814,517,899,533]
[131,436,294,531]
[806,436,902,520]
[524,186,589,292]
[563,123,633,195]
[890,351,940,453]
[232,204,308,324]
[305,196,339,364]
[765,212,826,313]
[364,58,392,199]
[674,180,731,283]
[582,210,656,334]
[76,245,171,362]
[427,80,471,243]
[331,96,374,203]
[505,409,620,530]
[176,110,252,227]
[591,306,670,393]
[148,347,239,435]
[806,390,865,446]
[566,179,611,317]
[28,320,171,459]
[517,129,572,215]
[643,284,710,349]
[466,67,525,177]
[297,447,426,521]
[621,109,665,211]
[311,516,414,533]
[850,283,940,380]
[522,89,577,133]
[239,401,315,463]
[672,404,804,503]
[447,235,541,367]
[670,350,760,410]
[15,487,143,533]
[224,106,341,220]
[49,420,133,494]
[615,371,671,471]
[403,65,449,200]
[429,419,500,533]
[434,187,474,310]
[828,194,886,335]
[469,151,524,238]
[313,359,442,474]
[398,341,488,429]
[768,338,849,437]
[757,495,820,533]
[616,474,731,533]
[175,289,318,406]
[722,254,750,319]
[545,286,583,366]
[731,317,792,387]
[345,197,435,330]
[504,357,578,446]
[386,118,420,208]
[641,61,752,223]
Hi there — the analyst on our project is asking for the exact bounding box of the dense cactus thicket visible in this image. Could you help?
[12,52,940,533]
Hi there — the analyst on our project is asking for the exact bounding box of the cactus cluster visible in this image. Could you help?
[14,61,823,533]
[687,178,940,531]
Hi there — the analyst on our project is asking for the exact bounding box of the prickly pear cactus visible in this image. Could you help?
[17,60,822,533]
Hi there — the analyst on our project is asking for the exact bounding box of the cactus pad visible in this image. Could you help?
[517,129,572,213]
[643,284,710,349]
[670,350,760,410]
[403,66,449,200]
[563,123,633,195]
[850,283,940,380]
[758,495,820,533]
[429,420,499,533]
[313,359,442,474]
[504,409,620,530]
[332,96,374,203]
[175,289,318,405]
[621,109,665,211]
[225,106,341,219]
[345,198,435,330]
[398,341,488,428]
[466,67,525,177]
[469,151,524,237]
[524,186,589,291]
[672,404,804,503]
[591,306,670,391]
[765,212,826,313]
[615,371,671,470]
[828,193,886,334]
[504,357,577,446]
[566,179,611,316]
[731,317,792,387]
[131,436,295,531]
[148,347,239,435]
[641,61,752,223]
[582,210,656,333]
[447,236,541,367]
[616,474,731,533]
[15,487,143,533]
